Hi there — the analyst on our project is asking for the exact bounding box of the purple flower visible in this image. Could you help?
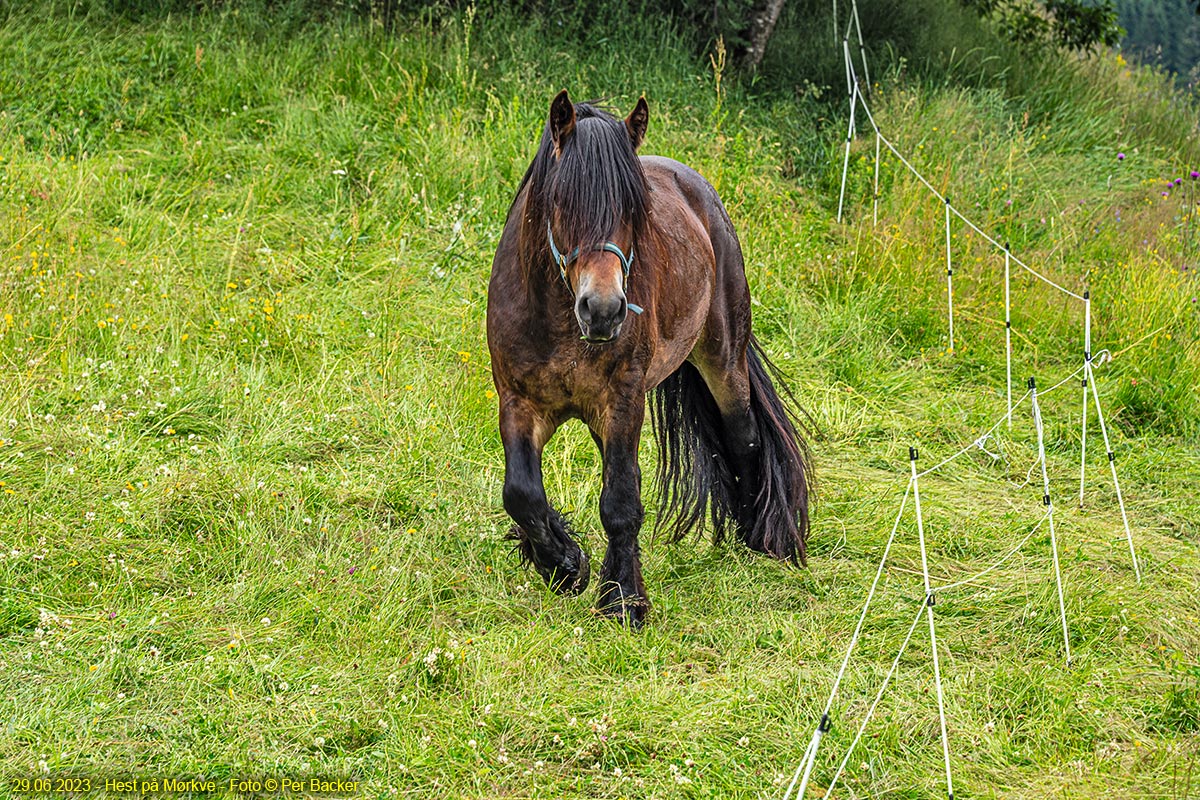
[1117,153,1125,160]
[1175,178,1183,186]
[349,567,356,575]
[1192,171,1199,179]
[1163,191,1170,197]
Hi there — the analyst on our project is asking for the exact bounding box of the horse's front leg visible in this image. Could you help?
[593,397,649,628]
[500,398,590,594]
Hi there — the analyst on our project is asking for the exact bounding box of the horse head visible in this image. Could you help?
[541,90,649,343]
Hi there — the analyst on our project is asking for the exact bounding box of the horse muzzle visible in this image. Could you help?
[575,291,628,343]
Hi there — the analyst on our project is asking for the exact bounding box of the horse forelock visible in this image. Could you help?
[512,103,648,280]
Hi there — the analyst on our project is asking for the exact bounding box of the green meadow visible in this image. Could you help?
[1,3,1198,797]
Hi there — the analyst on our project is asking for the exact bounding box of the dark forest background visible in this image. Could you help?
[1117,0,1200,81]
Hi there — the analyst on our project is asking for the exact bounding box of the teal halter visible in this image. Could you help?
[546,220,644,315]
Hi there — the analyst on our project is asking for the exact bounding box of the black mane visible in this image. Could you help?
[510,102,649,274]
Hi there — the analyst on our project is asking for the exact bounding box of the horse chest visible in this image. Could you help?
[507,350,632,416]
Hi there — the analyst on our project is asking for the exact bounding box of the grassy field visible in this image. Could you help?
[2,3,1199,798]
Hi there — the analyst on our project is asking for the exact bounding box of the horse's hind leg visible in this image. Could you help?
[692,360,761,538]
[694,344,811,564]
[500,399,590,594]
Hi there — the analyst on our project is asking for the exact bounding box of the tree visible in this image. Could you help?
[739,0,789,68]
[963,0,1123,52]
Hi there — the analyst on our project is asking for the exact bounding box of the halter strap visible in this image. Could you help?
[546,220,643,314]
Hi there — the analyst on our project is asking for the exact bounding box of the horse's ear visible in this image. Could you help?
[549,90,576,150]
[625,97,648,151]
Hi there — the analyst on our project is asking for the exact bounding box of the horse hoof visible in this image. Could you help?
[596,588,648,629]
[740,529,807,566]
[547,548,590,595]
[508,525,591,594]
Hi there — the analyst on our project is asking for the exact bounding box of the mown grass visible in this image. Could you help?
[1,3,1199,798]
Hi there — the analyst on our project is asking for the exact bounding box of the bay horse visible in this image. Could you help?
[486,90,812,627]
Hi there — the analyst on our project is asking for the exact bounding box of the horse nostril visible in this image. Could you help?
[576,292,627,338]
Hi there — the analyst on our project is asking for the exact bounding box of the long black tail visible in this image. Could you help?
[742,337,813,562]
[650,359,738,547]
[650,336,813,563]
